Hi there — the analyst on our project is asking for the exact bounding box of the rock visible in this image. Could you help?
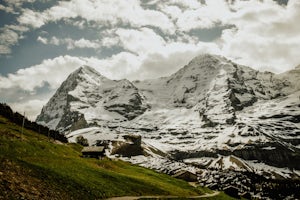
[223,186,239,198]
[111,135,143,157]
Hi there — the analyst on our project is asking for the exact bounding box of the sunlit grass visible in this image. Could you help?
[0,116,209,198]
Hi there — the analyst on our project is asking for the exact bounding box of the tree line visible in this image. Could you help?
[0,103,68,143]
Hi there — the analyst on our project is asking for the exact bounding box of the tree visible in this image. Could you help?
[76,135,89,146]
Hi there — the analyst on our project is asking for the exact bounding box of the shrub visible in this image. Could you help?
[75,135,89,146]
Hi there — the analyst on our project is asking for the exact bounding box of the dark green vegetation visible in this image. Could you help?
[0,103,67,143]
[0,113,234,199]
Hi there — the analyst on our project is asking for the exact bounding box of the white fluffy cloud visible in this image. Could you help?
[0,4,15,14]
[37,36,119,50]
[0,24,29,55]
[116,28,167,55]
[176,0,231,30]
[219,0,300,72]
[37,36,48,44]
[18,0,175,33]
[37,36,101,49]
[0,56,86,91]
[126,40,221,80]
[10,99,47,120]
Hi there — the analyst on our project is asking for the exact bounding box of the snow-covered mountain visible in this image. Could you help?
[37,54,300,189]
[36,65,147,132]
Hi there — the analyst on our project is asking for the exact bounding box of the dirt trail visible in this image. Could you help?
[105,191,220,200]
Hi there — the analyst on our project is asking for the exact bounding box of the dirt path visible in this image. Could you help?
[106,191,220,200]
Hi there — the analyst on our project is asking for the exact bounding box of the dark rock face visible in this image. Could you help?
[198,169,300,199]
[70,114,88,131]
[111,135,143,157]
[36,69,80,130]
[231,145,300,170]
[56,111,83,132]
[104,89,147,120]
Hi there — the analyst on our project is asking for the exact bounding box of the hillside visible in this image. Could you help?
[0,114,236,199]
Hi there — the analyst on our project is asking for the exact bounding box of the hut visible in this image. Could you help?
[81,146,105,159]
[172,170,198,182]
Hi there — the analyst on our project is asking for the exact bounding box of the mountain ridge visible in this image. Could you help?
[36,54,300,193]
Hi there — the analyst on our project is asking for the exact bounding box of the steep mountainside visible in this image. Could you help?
[36,65,147,132]
[37,54,300,197]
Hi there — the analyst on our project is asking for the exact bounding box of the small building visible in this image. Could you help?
[81,146,105,159]
[172,170,198,182]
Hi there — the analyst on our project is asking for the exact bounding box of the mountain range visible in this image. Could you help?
[36,54,300,196]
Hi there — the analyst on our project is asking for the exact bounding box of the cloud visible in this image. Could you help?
[127,41,221,80]
[17,0,175,33]
[91,52,142,79]
[0,24,29,55]
[37,36,119,50]
[0,0,37,14]
[37,36,48,44]
[0,55,86,91]
[116,28,167,55]
[158,0,231,31]
[3,0,36,7]
[0,4,15,14]
[219,0,300,72]
[18,8,48,28]
[0,27,20,55]
[101,36,120,48]
[166,0,202,9]
[47,37,102,50]
[10,99,48,120]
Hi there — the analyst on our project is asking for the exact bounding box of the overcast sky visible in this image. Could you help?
[0,0,299,120]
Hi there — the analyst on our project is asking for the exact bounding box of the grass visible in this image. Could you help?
[0,115,235,199]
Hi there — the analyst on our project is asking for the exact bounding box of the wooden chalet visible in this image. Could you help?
[81,146,105,159]
[172,170,198,182]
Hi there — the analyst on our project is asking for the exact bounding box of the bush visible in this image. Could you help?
[76,135,89,146]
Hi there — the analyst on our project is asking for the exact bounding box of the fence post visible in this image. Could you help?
[21,112,25,141]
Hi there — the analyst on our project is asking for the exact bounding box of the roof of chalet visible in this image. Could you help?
[81,146,105,153]
[173,170,197,178]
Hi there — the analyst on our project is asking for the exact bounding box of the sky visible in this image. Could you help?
[0,0,299,120]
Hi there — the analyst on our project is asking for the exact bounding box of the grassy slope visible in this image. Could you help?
[0,115,234,199]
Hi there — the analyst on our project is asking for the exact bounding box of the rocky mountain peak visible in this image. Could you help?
[70,65,109,82]
[188,54,224,66]
[36,65,147,132]
[75,65,103,76]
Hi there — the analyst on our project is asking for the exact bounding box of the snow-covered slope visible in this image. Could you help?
[276,64,300,92]
[36,65,147,132]
[37,54,300,183]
